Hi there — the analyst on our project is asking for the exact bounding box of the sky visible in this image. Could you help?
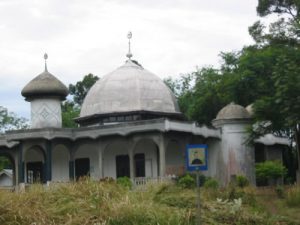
[0,0,261,119]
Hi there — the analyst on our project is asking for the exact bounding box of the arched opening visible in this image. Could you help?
[24,146,45,183]
[52,144,70,182]
[165,140,185,176]
[103,139,129,179]
[0,153,15,187]
[74,143,98,180]
[133,139,159,178]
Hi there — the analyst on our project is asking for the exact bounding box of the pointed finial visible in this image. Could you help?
[44,53,48,72]
[126,31,133,59]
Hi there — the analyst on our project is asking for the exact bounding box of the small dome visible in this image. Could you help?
[80,60,181,118]
[22,70,68,101]
[215,102,250,120]
[246,104,254,116]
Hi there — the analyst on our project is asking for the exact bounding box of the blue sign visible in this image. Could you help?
[186,144,208,171]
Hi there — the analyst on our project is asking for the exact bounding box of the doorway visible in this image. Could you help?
[135,153,145,177]
[27,162,43,183]
[75,158,90,180]
[116,155,130,178]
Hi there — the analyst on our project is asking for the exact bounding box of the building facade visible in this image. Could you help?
[0,53,289,187]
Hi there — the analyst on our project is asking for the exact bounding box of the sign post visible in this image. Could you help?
[186,144,208,225]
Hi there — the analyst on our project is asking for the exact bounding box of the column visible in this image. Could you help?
[45,140,52,182]
[98,140,103,179]
[159,134,166,177]
[69,143,75,180]
[18,142,25,184]
[129,147,135,179]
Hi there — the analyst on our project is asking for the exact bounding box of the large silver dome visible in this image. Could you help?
[80,60,181,118]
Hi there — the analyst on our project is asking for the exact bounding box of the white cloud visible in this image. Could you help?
[0,0,260,118]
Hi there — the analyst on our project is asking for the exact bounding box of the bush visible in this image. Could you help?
[236,175,249,188]
[177,174,196,189]
[116,176,132,189]
[255,160,287,184]
[275,185,285,198]
[203,178,219,189]
[286,186,300,207]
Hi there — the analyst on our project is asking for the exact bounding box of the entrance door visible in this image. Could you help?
[75,158,90,180]
[27,162,43,183]
[135,153,145,177]
[116,155,130,178]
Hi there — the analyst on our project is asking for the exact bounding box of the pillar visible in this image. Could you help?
[18,142,25,183]
[129,147,135,179]
[98,140,103,179]
[45,140,52,182]
[159,134,166,177]
[69,143,75,180]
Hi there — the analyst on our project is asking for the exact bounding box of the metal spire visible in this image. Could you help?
[126,31,133,60]
[44,53,48,72]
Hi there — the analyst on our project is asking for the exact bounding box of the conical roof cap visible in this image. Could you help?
[22,66,68,101]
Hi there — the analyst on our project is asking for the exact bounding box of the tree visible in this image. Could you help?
[248,0,300,182]
[62,73,99,128]
[69,73,99,106]
[61,101,80,128]
[0,106,28,132]
[256,0,300,43]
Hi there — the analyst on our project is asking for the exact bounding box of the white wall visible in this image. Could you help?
[75,143,99,179]
[24,147,44,183]
[0,174,13,186]
[165,140,185,176]
[202,139,221,179]
[134,139,158,177]
[52,145,70,182]
[219,123,255,185]
[25,148,44,162]
[31,98,62,128]
[103,140,128,179]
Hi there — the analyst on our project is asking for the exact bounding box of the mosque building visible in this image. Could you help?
[0,34,289,187]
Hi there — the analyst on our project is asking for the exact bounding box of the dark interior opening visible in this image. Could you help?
[116,155,130,178]
[75,158,90,180]
[27,162,43,183]
[135,153,145,177]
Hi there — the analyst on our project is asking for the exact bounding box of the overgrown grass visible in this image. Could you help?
[0,179,299,225]
[286,185,300,207]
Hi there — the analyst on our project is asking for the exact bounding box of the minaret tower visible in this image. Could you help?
[21,54,68,128]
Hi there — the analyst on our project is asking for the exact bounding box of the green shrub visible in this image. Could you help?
[203,178,219,189]
[236,175,249,188]
[255,160,287,184]
[116,176,132,189]
[275,185,285,198]
[286,186,300,207]
[177,174,196,189]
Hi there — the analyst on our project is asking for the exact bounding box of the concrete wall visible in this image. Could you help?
[218,123,255,185]
[165,139,185,176]
[75,143,99,179]
[103,139,129,179]
[134,139,158,177]
[202,138,221,179]
[0,174,12,186]
[31,98,62,128]
[52,144,70,182]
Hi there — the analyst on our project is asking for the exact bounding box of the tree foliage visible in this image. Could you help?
[61,101,80,128]
[0,106,28,132]
[256,160,288,183]
[69,73,99,106]
[62,73,99,128]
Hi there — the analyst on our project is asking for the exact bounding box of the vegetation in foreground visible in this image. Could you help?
[0,178,300,225]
